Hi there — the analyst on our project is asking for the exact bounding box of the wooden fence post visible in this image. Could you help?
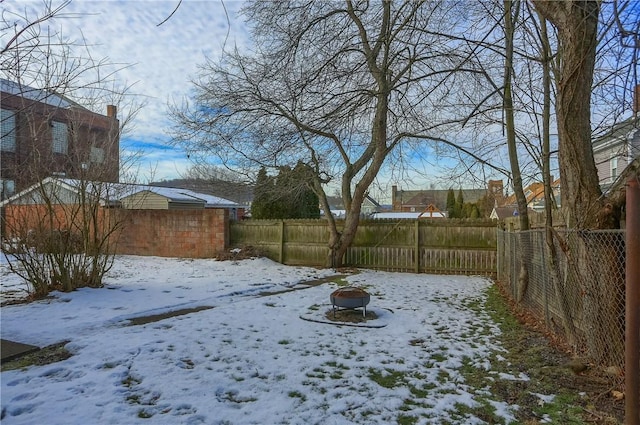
[414,220,420,273]
[279,220,285,263]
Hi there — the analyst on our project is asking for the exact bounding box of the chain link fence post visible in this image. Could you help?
[626,177,639,425]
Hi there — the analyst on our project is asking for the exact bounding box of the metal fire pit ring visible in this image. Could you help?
[330,287,370,318]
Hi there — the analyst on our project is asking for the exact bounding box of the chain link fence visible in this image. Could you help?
[497,228,626,370]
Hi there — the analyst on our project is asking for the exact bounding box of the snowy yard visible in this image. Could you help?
[0,255,528,424]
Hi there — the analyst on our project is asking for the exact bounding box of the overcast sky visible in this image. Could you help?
[2,0,251,182]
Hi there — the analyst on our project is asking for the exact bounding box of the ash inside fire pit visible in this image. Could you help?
[325,308,378,323]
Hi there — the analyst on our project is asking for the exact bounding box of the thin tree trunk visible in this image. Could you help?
[503,0,530,302]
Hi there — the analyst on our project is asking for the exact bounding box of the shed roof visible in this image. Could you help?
[0,178,239,209]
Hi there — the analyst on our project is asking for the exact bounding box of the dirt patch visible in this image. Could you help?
[127,306,214,326]
[215,245,265,261]
[1,341,72,371]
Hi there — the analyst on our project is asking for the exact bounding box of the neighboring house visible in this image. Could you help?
[1,79,120,201]
[361,195,383,216]
[592,115,640,192]
[323,194,383,218]
[1,177,243,219]
[500,179,561,213]
[490,206,520,220]
[391,185,486,213]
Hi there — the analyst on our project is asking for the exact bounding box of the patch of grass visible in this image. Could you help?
[127,394,141,404]
[277,339,291,345]
[368,368,406,389]
[324,361,349,370]
[454,283,622,424]
[333,277,350,287]
[397,413,418,425]
[137,409,153,419]
[288,390,307,402]
[122,374,142,388]
[532,392,584,423]
[436,369,450,384]
[430,352,447,363]
[452,401,501,425]
[409,383,436,398]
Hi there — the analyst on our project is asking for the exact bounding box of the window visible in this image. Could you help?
[1,109,16,152]
[610,157,618,182]
[52,121,68,154]
[90,146,105,164]
[0,179,15,200]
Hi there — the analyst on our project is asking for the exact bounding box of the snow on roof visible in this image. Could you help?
[371,212,446,219]
[1,78,82,110]
[138,185,239,208]
[1,178,239,208]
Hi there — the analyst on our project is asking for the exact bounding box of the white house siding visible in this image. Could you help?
[592,117,640,188]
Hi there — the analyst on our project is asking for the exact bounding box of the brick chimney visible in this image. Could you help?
[107,104,117,118]
[392,185,398,206]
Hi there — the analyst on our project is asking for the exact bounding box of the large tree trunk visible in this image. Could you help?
[330,92,390,268]
[532,1,604,228]
[533,0,624,366]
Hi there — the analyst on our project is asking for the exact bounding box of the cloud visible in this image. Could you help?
[3,0,251,182]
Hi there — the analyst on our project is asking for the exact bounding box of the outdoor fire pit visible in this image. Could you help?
[330,287,370,318]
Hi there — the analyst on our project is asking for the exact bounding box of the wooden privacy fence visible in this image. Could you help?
[230,219,497,276]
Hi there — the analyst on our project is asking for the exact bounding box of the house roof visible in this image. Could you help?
[501,179,560,207]
[490,205,537,219]
[0,178,239,208]
[491,206,519,220]
[394,188,486,209]
[1,78,87,111]
[364,195,381,208]
[592,115,639,149]
[371,211,446,219]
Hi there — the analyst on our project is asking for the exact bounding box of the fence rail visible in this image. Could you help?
[230,219,497,276]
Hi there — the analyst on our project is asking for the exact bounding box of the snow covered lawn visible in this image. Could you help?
[1,255,523,424]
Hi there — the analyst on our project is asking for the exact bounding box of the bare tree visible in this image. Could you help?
[172,0,497,267]
[1,1,142,297]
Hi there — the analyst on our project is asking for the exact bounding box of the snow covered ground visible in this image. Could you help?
[0,254,524,424]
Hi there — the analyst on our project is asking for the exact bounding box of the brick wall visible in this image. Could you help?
[112,208,229,258]
[1,205,229,258]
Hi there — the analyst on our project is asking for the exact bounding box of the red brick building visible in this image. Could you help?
[1,79,119,200]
